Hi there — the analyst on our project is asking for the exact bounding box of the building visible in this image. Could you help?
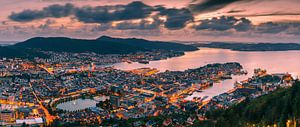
[16,118,44,126]
[110,95,121,108]
[0,110,15,123]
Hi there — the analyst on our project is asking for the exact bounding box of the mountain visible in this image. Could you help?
[194,42,300,51]
[97,36,198,51]
[204,80,300,127]
[0,36,198,59]
[12,36,198,54]
[12,37,144,54]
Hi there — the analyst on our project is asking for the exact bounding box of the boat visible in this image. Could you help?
[122,59,133,64]
[138,60,150,64]
[201,96,209,101]
[220,75,232,79]
[195,90,202,92]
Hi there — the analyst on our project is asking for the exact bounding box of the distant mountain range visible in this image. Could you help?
[0,36,198,59]
[0,41,17,45]
[194,42,300,51]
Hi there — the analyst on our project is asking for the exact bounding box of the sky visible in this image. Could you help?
[1,0,300,43]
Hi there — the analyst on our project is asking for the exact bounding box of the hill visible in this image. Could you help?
[12,37,144,54]
[205,80,300,127]
[0,46,25,58]
[97,36,198,51]
[0,46,48,59]
[194,42,300,51]
[12,36,198,54]
[0,36,198,58]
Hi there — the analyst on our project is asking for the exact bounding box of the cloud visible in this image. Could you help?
[255,22,300,34]
[128,29,162,37]
[8,2,194,30]
[59,24,67,30]
[9,10,47,22]
[228,12,300,17]
[38,19,56,30]
[114,17,163,30]
[193,15,300,36]
[74,1,154,23]
[9,0,300,37]
[91,24,112,32]
[189,0,241,13]
[255,22,289,34]
[234,17,252,31]
[9,2,152,23]
[1,21,7,25]
[9,3,74,22]
[159,8,194,30]
[194,16,252,31]
[226,9,246,13]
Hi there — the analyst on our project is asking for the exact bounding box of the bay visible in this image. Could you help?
[113,48,300,100]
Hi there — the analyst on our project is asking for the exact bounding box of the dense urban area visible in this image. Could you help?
[0,49,296,127]
[1,0,300,126]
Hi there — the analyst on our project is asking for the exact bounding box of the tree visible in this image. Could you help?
[21,122,27,127]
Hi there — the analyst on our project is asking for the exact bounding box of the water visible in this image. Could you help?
[56,99,97,112]
[113,48,300,100]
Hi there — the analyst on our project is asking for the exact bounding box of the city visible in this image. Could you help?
[0,51,296,126]
[1,0,300,127]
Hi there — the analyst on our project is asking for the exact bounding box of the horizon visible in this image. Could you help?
[2,35,300,45]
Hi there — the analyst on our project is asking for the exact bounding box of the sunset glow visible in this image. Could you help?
[0,0,299,42]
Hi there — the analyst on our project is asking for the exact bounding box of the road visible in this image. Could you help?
[29,82,55,125]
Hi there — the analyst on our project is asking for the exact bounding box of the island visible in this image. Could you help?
[193,42,300,51]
